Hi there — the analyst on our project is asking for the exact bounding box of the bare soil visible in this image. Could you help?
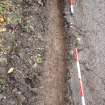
[1,0,104,105]
[0,0,67,105]
[41,1,66,105]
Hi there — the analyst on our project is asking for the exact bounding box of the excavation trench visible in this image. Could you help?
[41,0,66,105]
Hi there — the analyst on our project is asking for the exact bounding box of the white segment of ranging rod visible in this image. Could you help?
[74,48,86,105]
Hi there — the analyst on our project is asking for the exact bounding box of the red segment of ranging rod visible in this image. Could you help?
[73,48,86,105]
[68,0,76,15]
[73,48,79,61]
[80,79,84,96]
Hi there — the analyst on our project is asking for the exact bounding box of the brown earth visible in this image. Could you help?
[41,0,66,105]
[0,0,69,105]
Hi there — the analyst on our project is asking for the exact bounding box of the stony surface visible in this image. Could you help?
[0,0,67,105]
[0,0,48,105]
[64,0,105,105]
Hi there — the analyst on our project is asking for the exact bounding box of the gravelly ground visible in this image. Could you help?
[0,0,67,105]
[0,0,48,105]
[65,0,105,105]
[1,0,105,105]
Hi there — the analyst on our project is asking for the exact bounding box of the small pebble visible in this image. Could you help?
[77,37,81,42]
[76,37,81,46]
[8,67,15,74]
[0,28,6,32]
[0,94,6,101]
[32,63,37,68]
[37,0,43,6]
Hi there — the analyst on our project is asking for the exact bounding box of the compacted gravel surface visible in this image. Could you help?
[65,0,105,105]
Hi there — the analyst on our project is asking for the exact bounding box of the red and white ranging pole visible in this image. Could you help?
[73,48,86,105]
[68,0,76,15]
